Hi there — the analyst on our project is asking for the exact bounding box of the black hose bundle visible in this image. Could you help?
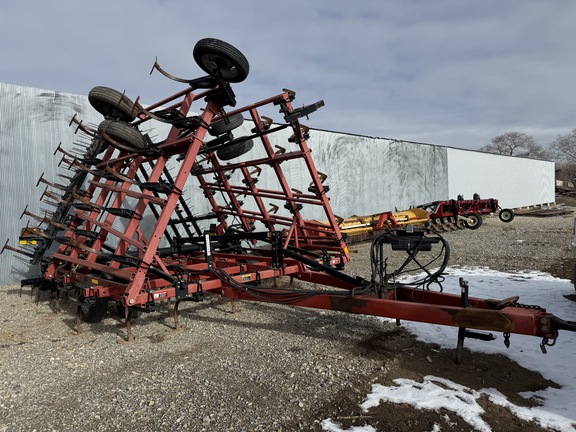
[369,227,450,294]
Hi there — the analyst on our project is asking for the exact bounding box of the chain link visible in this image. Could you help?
[500,301,546,312]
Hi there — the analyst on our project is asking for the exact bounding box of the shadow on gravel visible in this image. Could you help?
[173,297,392,345]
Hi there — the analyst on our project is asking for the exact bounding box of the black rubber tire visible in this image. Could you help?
[216,139,254,161]
[78,296,108,323]
[116,303,143,319]
[209,113,244,136]
[499,209,515,223]
[463,213,483,230]
[98,119,147,149]
[88,86,138,122]
[193,38,249,83]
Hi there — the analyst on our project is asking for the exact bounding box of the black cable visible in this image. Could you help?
[209,267,373,305]
[369,227,450,292]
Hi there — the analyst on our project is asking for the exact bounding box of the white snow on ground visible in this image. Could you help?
[322,267,576,432]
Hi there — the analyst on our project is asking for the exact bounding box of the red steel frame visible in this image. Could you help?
[424,198,500,219]
[43,85,350,307]
[13,72,574,349]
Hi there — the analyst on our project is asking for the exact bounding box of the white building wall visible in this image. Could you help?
[446,148,555,208]
[0,82,556,283]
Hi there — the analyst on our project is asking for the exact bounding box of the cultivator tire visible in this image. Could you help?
[216,139,254,160]
[499,209,515,223]
[209,113,244,136]
[89,86,139,122]
[98,119,147,150]
[78,296,108,323]
[193,38,249,83]
[463,212,483,230]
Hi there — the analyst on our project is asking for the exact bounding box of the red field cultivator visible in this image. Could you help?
[418,196,514,231]
[3,39,574,361]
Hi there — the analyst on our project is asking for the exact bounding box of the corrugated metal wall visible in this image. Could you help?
[0,83,555,283]
[0,84,101,283]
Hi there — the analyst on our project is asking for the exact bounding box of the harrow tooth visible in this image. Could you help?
[20,206,49,224]
[53,142,73,157]
[1,240,38,259]
[42,199,61,208]
[57,155,77,169]
[36,173,70,191]
[57,173,74,181]
[41,187,70,205]
[39,208,55,217]
[70,145,88,155]
[69,113,96,136]
[39,217,69,231]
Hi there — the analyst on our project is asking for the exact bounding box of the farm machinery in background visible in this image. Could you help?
[330,208,430,243]
[418,196,514,231]
[333,196,514,242]
[2,38,574,361]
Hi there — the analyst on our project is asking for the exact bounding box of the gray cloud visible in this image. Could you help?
[2,0,575,149]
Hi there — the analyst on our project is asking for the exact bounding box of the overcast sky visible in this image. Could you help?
[2,1,575,150]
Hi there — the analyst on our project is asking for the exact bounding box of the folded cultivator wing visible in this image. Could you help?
[4,39,575,360]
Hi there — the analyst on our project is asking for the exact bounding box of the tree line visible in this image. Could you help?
[480,130,576,187]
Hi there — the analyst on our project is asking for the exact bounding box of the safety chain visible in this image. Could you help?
[500,301,546,312]
[540,332,558,354]
[503,332,511,348]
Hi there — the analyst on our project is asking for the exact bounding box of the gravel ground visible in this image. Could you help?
[0,209,574,431]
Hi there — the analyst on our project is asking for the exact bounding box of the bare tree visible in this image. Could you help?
[480,132,549,160]
[550,129,576,187]
[550,129,576,163]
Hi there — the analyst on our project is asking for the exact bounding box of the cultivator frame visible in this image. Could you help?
[4,38,575,357]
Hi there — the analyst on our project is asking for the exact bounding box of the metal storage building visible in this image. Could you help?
[0,83,555,284]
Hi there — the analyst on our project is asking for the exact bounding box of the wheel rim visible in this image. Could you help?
[200,54,240,80]
[93,102,128,121]
[467,215,480,227]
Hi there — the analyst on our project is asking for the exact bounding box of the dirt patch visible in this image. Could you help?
[305,328,561,431]
[544,255,575,281]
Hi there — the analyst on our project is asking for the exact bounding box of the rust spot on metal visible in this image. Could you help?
[329,296,369,313]
[453,309,514,332]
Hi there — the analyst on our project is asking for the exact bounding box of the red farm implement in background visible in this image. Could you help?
[2,38,574,362]
[418,196,515,231]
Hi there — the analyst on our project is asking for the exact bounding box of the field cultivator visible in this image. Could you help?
[3,39,574,360]
[418,196,514,231]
